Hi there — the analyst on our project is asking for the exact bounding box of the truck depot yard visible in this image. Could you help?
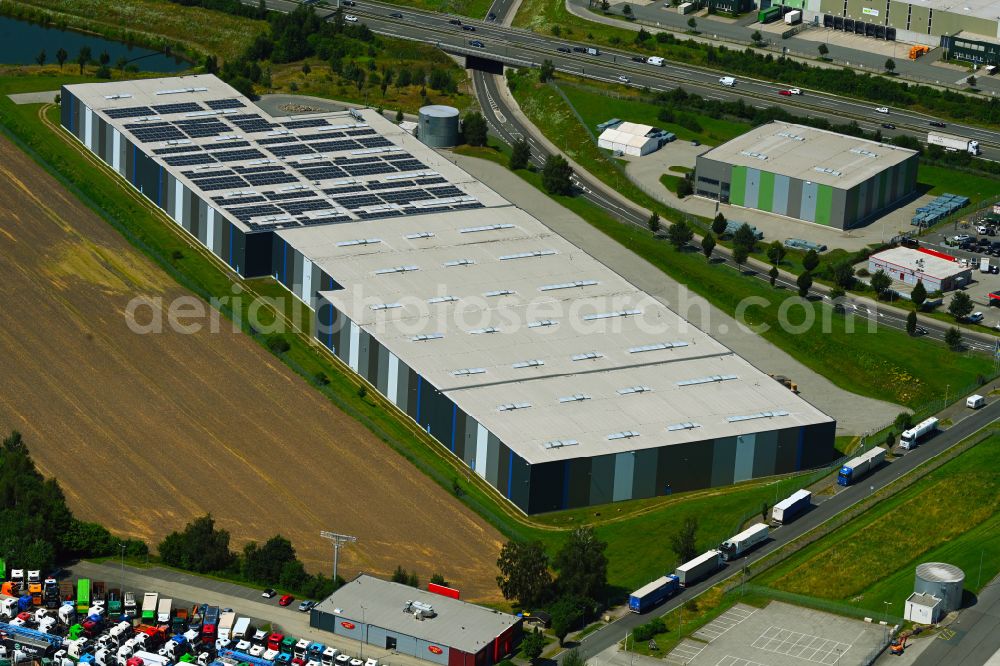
[0,130,503,601]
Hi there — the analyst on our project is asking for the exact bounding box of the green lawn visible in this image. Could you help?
[659,173,684,195]
[756,432,1000,617]
[559,82,748,147]
[918,164,1000,202]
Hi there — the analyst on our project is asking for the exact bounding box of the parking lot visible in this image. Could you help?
[664,601,887,666]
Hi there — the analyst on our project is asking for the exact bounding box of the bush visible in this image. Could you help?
[267,335,291,354]
[633,617,666,641]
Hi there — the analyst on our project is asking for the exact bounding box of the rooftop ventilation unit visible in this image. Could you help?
[349,109,365,122]
[338,238,382,247]
[411,333,444,342]
[667,422,702,432]
[528,320,558,328]
[370,303,401,311]
[104,93,133,100]
[676,374,738,387]
[571,351,603,361]
[500,250,557,261]
[374,265,419,275]
[498,402,531,411]
[776,131,805,141]
[739,150,768,160]
[460,223,515,233]
[453,368,487,376]
[618,386,652,395]
[543,439,579,450]
[155,87,208,95]
[484,289,516,297]
[850,148,878,158]
[444,259,475,267]
[406,231,435,240]
[428,295,458,304]
[540,280,599,291]
[583,309,641,321]
[512,359,545,369]
[813,167,842,176]
[629,341,689,353]
[607,431,640,440]
[402,600,436,619]
[727,410,790,423]
[559,394,591,403]
[469,326,499,335]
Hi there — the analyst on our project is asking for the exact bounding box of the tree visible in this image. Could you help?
[510,138,531,170]
[676,177,694,198]
[99,50,110,66]
[906,310,917,336]
[554,527,608,602]
[945,326,963,349]
[732,223,758,255]
[35,50,46,67]
[797,271,813,298]
[668,220,694,249]
[817,43,829,58]
[562,650,585,666]
[911,280,927,310]
[967,75,977,88]
[521,629,546,663]
[870,269,892,298]
[802,249,820,272]
[622,4,632,17]
[76,46,92,75]
[733,245,750,268]
[395,109,404,123]
[430,573,448,586]
[647,211,660,233]
[539,59,556,82]
[56,47,68,69]
[761,502,769,521]
[203,54,218,74]
[751,30,762,44]
[687,16,697,30]
[769,265,779,287]
[600,0,610,10]
[301,62,312,75]
[462,112,488,147]
[542,154,574,195]
[831,261,855,290]
[391,566,419,587]
[894,411,912,432]
[702,231,716,260]
[550,597,584,646]
[242,535,297,584]
[884,58,896,73]
[158,515,236,573]
[766,240,786,266]
[670,517,698,564]
[711,212,727,236]
[496,540,552,608]
[948,290,974,320]
[829,286,845,301]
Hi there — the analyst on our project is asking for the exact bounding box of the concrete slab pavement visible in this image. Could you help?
[8,90,59,104]
[446,149,903,434]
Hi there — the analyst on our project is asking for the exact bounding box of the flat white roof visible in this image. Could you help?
[870,247,969,280]
[599,121,657,148]
[701,122,916,189]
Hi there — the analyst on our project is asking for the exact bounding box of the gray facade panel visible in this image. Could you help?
[830,187,848,230]
[786,178,803,219]
[485,433,501,486]
[711,437,737,486]
[752,430,779,477]
[800,181,818,223]
[772,174,790,217]
[633,448,659,498]
[733,434,756,483]
[376,345,390,394]
[744,167,761,209]
[590,455,615,506]
[612,452,635,502]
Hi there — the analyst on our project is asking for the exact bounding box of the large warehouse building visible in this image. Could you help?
[695,122,918,230]
[310,575,521,666]
[60,75,836,514]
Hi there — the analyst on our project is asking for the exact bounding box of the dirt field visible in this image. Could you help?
[0,133,503,601]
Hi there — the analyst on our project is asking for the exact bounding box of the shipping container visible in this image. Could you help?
[628,574,680,613]
[772,489,812,523]
[675,550,723,586]
[758,6,781,22]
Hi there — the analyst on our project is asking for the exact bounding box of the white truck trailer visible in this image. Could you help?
[719,523,769,561]
[675,550,723,586]
[928,131,980,155]
[900,417,938,449]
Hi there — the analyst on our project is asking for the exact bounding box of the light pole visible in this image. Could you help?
[320,531,358,585]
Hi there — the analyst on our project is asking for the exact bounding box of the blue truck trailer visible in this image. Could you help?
[628,574,680,613]
[837,446,886,486]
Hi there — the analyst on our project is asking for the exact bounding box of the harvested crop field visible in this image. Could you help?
[0,133,502,601]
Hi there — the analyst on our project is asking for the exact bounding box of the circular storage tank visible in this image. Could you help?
[915,562,964,612]
[418,105,460,148]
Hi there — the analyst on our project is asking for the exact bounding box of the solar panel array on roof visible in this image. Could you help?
[104,105,155,119]
[257,136,301,145]
[266,189,319,201]
[176,118,231,138]
[184,169,233,179]
[196,175,249,191]
[204,98,245,110]
[153,144,201,155]
[357,136,394,148]
[298,166,348,180]
[228,114,279,132]
[244,171,299,186]
[211,194,266,206]
[152,102,204,115]
[126,123,186,143]
[283,118,331,129]
[267,143,316,157]
[227,203,283,221]
[163,153,217,166]
[308,140,359,152]
[211,148,265,162]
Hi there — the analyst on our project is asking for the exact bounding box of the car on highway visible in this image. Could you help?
[297,600,316,612]
[631,56,645,62]
[463,24,476,30]
[448,18,462,24]
[968,312,985,323]
[468,40,485,47]
[787,88,801,94]
[778,89,792,96]
[344,14,358,21]
[617,75,631,83]
[557,46,571,53]
[487,11,497,20]
[572,46,586,53]
[261,588,276,598]
[279,594,294,606]
[341,0,355,4]
[914,326,928,336]
[882,123,896,129]
[388,11,402,17]
[929,120,947,128]
[875,106,890,114]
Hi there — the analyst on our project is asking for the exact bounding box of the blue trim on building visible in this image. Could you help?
[229,225,235,268]
[450,405,457,452]
[507,452,514,498]
[562,461,570,510]
[282,240,288,284]
[326,302,334,350]
[416,376,423,424]
[796,427,805,470]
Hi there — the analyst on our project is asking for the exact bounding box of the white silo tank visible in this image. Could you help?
[914,562,964,613]
[418,105,460,148]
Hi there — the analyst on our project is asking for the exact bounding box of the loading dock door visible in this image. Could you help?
[386,637,397,650]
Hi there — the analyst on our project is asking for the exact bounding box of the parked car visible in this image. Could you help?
[930,120,946,128]
[261,589,277,599]
[631,56,645,62]
[968,312,985,323]
[297,600,316,613]
[279,595,294,607]
[468,40,485,47]
[953,234,973,243]
[875,106,890,114]
[344,14,359,22]
[572,46,586,52]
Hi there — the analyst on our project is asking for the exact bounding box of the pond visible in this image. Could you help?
[0,15,189,72]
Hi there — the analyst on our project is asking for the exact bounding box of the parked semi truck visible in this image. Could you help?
[900,417,938,450]
[772,489,812,523]
[719,523,769,561]
[76,579,91,615]
[141,593,158,622]
[628,574,680,613]
[837,446,887,486]
[675,550,723,587]
[156,598,172,624]
[217,611,236,640]
[928,131,980,155]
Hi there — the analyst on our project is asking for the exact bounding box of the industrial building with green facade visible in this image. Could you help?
[59,76,837,516]
[695,122,919,230]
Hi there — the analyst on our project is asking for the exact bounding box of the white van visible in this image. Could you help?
[646,56,665,66]
[719,76,736,86]
[967,394,985,409]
